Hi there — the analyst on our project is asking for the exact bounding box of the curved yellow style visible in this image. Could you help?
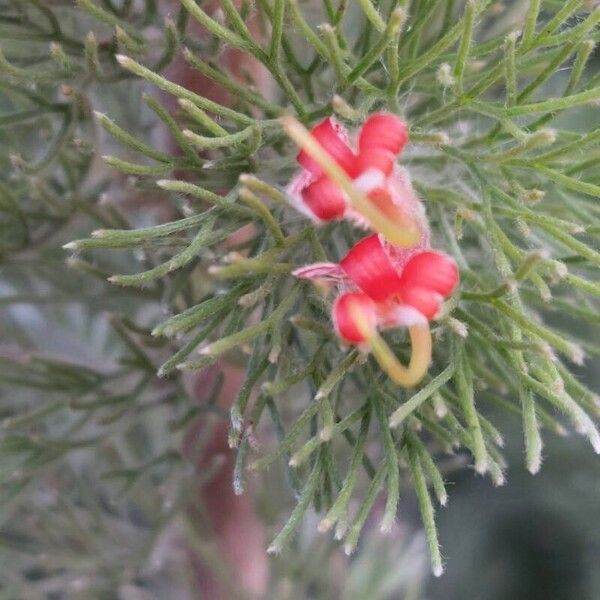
[367,325,432,388]
[347,302,432,388]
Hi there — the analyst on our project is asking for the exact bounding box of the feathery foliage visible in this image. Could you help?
[1,0,599,592]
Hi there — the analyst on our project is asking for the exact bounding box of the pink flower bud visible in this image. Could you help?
[333,292,378,344]
[358,113,409,155]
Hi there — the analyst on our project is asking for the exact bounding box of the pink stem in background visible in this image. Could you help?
[157,1,270,595]
[182,366,267,599]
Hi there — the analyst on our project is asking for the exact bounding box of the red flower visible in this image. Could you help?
[294,234,458,344]
[286,114,413,225]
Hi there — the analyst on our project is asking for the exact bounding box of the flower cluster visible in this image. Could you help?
[286,114,459,386]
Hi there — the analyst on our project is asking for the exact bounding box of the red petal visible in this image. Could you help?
[340,234,403,303]
[333,292,378,344]
[359,113,409,155]
[400,251,459,297]
[401,287,443,320]
[353,148,396,177]
[301,175,347,221]
[297,117,356,177]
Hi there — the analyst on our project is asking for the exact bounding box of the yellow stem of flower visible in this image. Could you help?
[348,302,432,388]
[368,325,432,388]
[281,116,420,247]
